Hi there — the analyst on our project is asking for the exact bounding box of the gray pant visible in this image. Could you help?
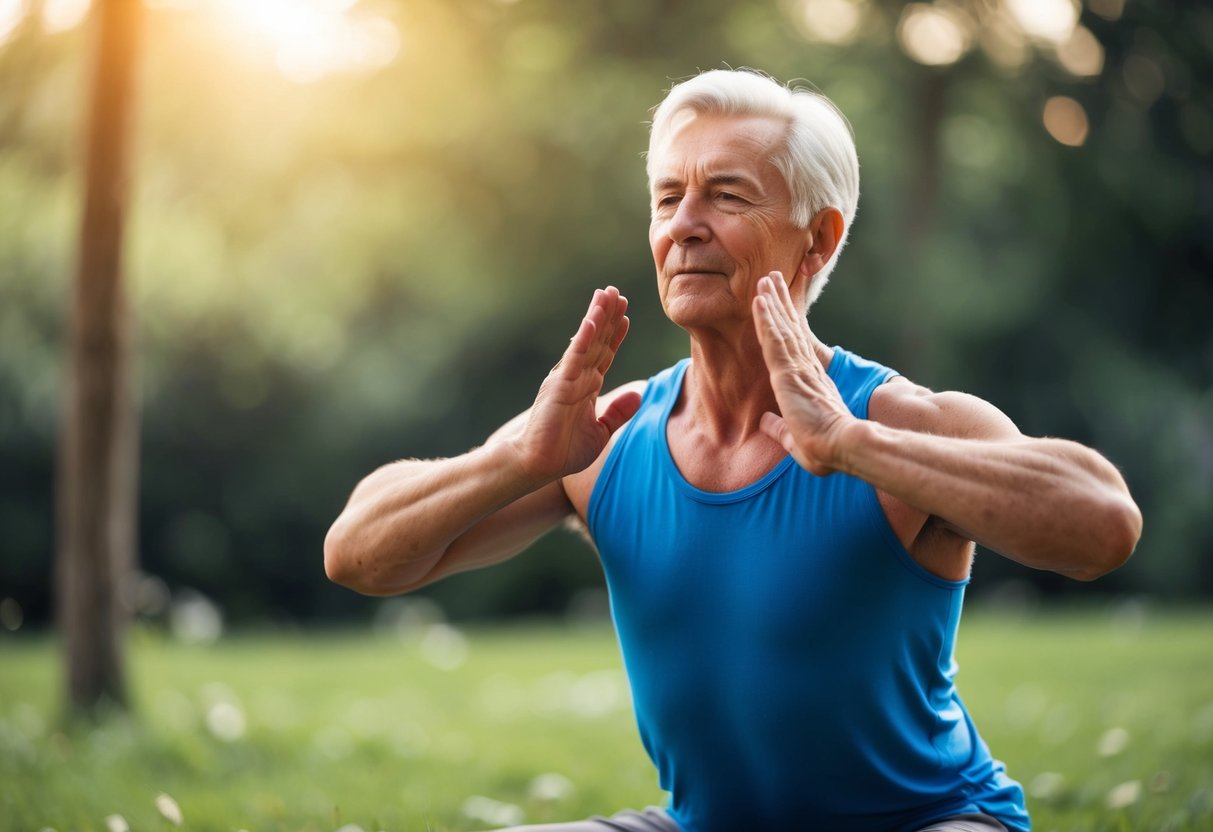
[494,807,1009,831]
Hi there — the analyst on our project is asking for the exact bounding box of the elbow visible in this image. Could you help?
[323,518,384,594]
[324,517,429,596]
[323,519,360,589]
[1069,496,1143,582]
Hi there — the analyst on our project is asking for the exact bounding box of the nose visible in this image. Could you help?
[666,193,711,245]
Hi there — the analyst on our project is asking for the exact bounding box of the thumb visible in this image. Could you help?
[760,411,796,454]
[599,390,643,435]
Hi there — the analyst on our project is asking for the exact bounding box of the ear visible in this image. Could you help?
[796,207,845,280]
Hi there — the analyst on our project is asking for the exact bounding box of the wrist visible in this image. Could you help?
[829,417,873,476]
[498,432,563,491]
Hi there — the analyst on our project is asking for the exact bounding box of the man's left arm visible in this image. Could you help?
[839,388,1141,580]
[753,271,1142,581]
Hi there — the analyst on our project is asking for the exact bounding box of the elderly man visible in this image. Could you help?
[325,69,1141,832]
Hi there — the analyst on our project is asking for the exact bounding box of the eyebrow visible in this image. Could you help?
[651,172,762,193]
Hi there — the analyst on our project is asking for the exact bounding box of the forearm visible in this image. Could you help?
[324,286,639,596]
[837,421,1142,579]
[324,438,562,595]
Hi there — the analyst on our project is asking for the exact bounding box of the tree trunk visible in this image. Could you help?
[906,69,950,245]
[56,0,143,718]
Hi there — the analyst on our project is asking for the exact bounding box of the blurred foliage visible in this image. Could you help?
[0,0,1210,626]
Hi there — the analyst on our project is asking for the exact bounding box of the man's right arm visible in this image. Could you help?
[323,286,641,596]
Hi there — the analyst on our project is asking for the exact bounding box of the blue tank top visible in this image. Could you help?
[587,348,1029,832]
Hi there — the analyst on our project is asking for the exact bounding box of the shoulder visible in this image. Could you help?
[869,376,1023,441]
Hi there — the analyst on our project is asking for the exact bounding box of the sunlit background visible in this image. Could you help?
[0,2,1212,830]
[0,0,1211,635]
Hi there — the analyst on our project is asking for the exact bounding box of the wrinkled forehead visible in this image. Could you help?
[646,111,790,189]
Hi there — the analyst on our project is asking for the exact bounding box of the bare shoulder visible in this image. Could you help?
[869,376,1022,441]
[866,377,1025,580]
[562,379,649,519]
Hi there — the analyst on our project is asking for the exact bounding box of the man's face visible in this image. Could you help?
[648,113,811,334]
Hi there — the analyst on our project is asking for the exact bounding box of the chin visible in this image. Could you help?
[662,291,737,331]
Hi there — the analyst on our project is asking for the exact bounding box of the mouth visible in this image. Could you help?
[671,270,726,279]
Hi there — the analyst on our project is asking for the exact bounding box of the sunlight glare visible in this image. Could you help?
[1054,25,1104,77]
[218,0,400,83]
[42,0,89,33]
[1042,95,1089,146]
[978,14,1030,72]
[0,0,25,48]
[1005,0,1078,45]
[797,0,866,45]
[897,4,973,67]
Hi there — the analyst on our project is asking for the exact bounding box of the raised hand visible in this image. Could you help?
[752,271,855,476]
[513,286,642,483]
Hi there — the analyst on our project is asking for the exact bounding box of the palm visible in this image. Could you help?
[753,272,853,476]
[517,287,638,480]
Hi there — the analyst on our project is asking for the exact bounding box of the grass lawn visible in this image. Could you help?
[2,604,1212,831]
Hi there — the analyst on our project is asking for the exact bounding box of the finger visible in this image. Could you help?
[770,270,799,318]
[754,290,793,349]
[569,288,611,354]
[585,289,628,371]
[598,285,624,330]
[753,295,791,371]
[762,271,818,357]
[596,289,626,345]
[776,270,821,345]
[599,390,643,435]
[608,306,630,353]
[598,315,630,376]
[568,313,597,354]
[755,275,791,335]
[601,288,627,341]
[759,411,796,455]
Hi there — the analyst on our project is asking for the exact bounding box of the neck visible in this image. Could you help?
[680,323,833,445]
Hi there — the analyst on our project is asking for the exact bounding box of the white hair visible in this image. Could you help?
[647,69,860,305]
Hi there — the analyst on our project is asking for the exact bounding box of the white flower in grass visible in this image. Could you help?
[419,623,469,671]
[1097,726,1130,757]
[570,670,627,718]
[1027,771,1065,801]
[104,815,129,832]
[462,795,525,827]
[1106,779,1142,810]
[206,701,247,741]
[313,726,355,760]
[155,792,184,826]
[529,772,575,802]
